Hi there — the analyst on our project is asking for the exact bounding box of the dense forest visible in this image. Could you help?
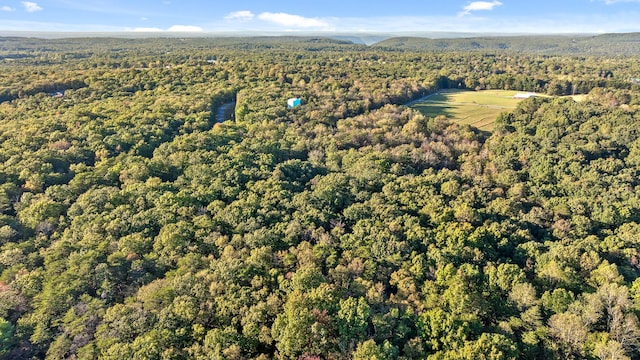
[0,36,639,359]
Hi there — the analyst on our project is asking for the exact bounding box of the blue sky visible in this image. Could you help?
[1,0,639,34]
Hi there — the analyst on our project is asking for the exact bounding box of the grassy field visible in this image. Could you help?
[410,89,532,131]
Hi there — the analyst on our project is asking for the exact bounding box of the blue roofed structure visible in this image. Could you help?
[287,98,301,109]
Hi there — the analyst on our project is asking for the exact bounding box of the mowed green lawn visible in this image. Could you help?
[411,89,532,131]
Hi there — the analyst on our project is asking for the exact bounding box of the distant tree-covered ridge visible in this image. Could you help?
[374,32,640,56]
[0,36,638,359]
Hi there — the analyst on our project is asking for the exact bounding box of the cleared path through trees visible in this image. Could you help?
[216,102,236,123]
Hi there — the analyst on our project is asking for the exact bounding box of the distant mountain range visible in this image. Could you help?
[370,33,640,55]
[2,31,640,55]
[0,30,479,45]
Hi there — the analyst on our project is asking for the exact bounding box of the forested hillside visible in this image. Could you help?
[374,33,640,56]
[0,37,639,359]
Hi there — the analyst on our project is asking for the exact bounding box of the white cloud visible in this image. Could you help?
[257,12,328,28]
[133,27,163,32]
[225,10,255,21]
[167,25,204,32]
[21,1,42,12]
[460,1,502,16]
[1,5,15,11]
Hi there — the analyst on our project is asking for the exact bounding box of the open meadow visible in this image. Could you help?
[410,89,533,131]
